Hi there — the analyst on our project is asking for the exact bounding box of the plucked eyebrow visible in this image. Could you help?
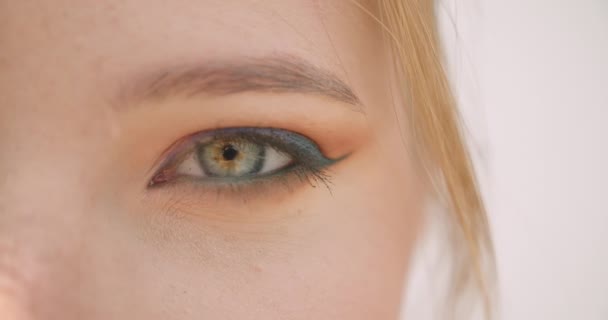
[117,55,362,109]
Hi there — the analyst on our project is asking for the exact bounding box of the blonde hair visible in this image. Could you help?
[355,0,495,317]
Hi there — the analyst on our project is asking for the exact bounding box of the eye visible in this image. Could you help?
[177,137,293,178]
[148,128,340,188]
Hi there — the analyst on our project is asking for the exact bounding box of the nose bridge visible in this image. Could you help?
[0,241,33,320]
[0,205,89,320]
[0,161,92,320]
[0,236,85,320]
[0,23,115,318]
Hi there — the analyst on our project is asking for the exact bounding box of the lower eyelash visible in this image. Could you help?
[279,165,334,193]
[151,162,335,203]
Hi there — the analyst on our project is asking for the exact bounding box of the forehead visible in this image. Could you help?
[0,0,385,118]
[0,0,379,73]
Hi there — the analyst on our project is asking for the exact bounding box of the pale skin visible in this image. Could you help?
[0,1,425,319]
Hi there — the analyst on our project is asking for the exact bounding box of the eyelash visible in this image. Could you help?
[147,127,339,195]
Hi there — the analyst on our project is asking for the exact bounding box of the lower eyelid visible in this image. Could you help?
[150,163,335,201]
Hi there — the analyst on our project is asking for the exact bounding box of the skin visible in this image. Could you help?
[0,0,425,319]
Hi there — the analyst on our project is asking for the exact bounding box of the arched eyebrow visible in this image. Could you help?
[116,55,362,110]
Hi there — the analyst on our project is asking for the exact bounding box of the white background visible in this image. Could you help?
[481,1,608,319]
[429,0,608,319]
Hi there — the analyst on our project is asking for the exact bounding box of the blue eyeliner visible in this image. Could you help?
[149,127,344,188]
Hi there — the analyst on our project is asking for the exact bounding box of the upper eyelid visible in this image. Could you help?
[178,128,321,157]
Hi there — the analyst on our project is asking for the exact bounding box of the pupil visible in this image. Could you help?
[222,145,239,161]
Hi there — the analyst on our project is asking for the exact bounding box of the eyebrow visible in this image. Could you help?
[117,55,362,109]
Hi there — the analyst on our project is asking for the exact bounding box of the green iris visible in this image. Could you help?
[196,138,266,177]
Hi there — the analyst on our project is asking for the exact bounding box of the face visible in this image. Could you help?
[0,1,425,319]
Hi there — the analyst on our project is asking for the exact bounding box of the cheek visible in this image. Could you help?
[77,120,422,320]
[179,150,417,319]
